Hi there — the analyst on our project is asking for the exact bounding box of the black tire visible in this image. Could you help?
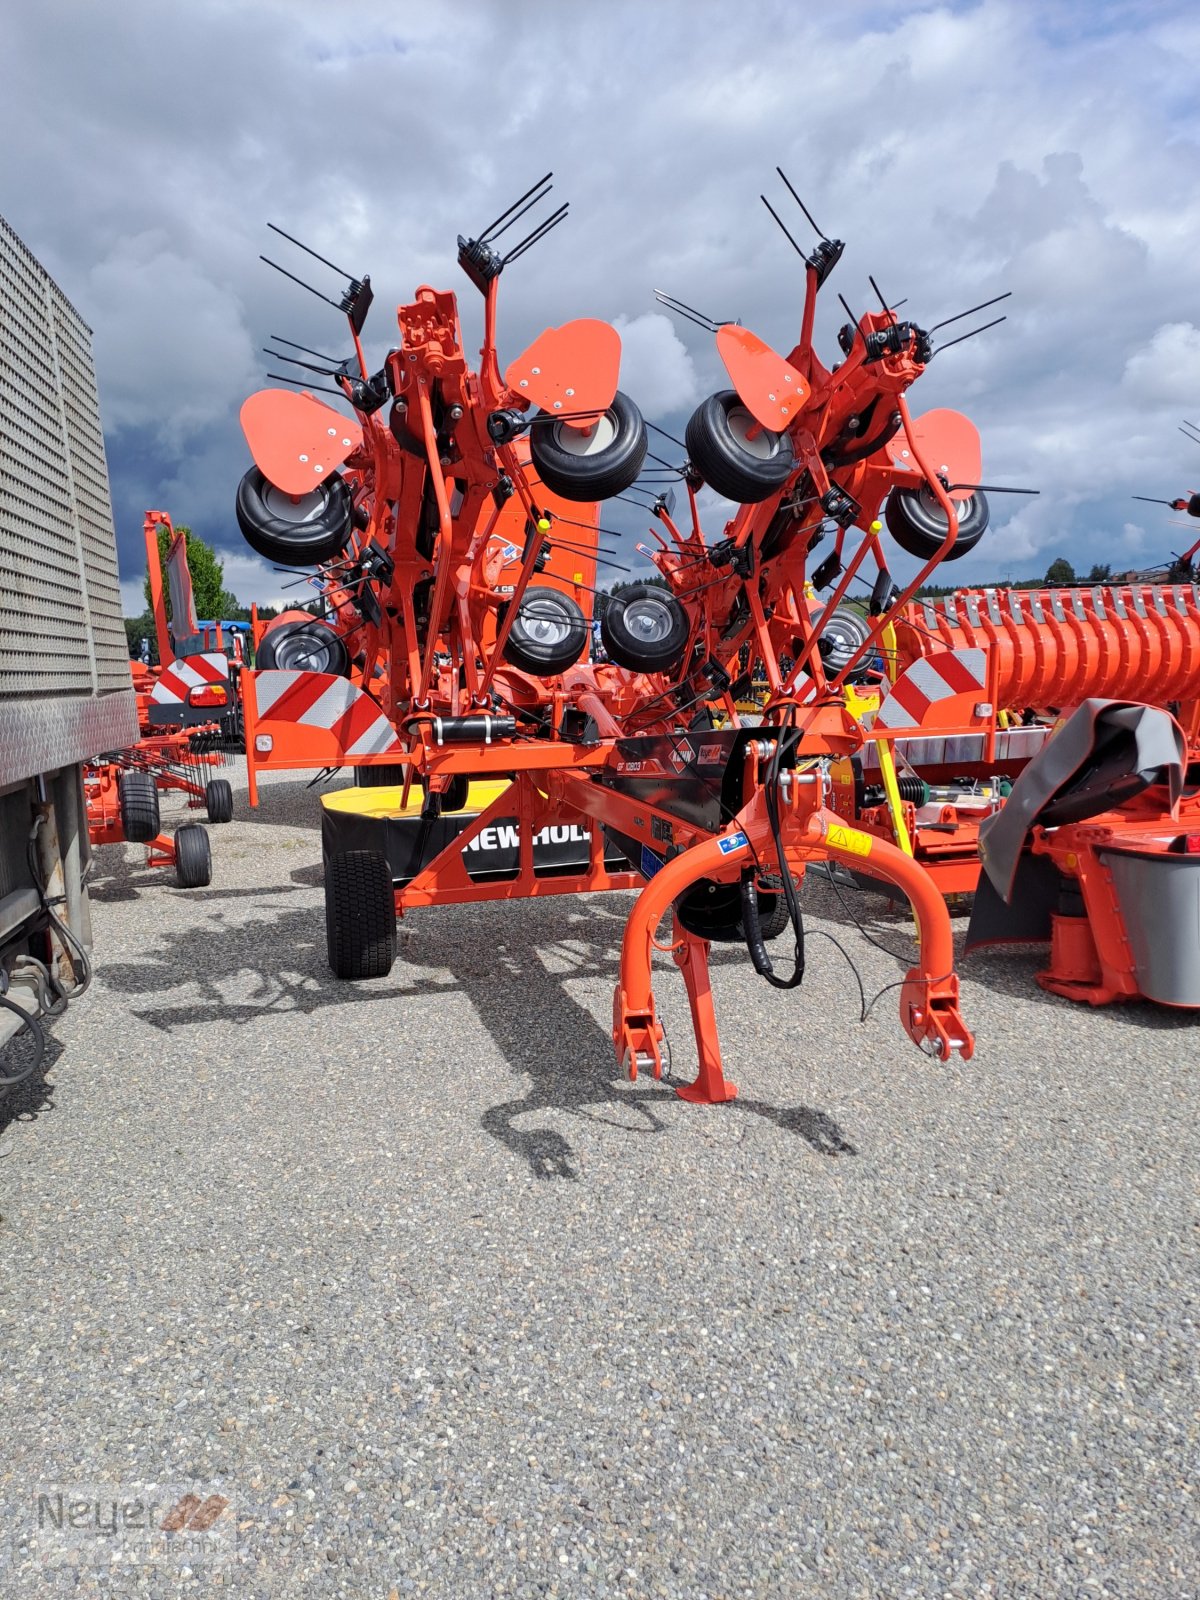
[601,585,690,674]
[884,486,990,562]
[325,850,397,979]
[684,390,795,503]
[528,390,647,502]
[426,774,471,812]
[355,763,408,787]
[118,771,160,843]
[174,823,212,888]
[256,619,350,676]
[204,778,234,823]
[675,874,790,943]
[235,465,354,566]
[501,587,588,675]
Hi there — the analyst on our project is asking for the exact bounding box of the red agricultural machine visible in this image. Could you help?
[84,513,239,888]
[227,171,1042,1101]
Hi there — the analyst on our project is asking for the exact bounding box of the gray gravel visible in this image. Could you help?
[1,759,1196,1598]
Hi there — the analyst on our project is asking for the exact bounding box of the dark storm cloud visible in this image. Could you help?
[3,0,1198,607]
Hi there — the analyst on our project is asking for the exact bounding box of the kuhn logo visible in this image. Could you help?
[669,738,695,772]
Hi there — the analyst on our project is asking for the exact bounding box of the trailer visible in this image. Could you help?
[0,213,138,1085]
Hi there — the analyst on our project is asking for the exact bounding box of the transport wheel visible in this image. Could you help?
[528,390,647,501]
[204,778,234,823]
[884,485,990,561]
[501,587,588,675]
[325,850,397,979]
[675,875,790,942]
[255,619,350,675]
[355,763,408,788]
[235,465,354,566]
[118,771,160,844]
[684,389,795,503]
[174,823,212,888]
[601,585,690,674]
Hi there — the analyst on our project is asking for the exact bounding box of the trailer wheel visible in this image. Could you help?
[174,823,212,888]
[325,850,397,979]
[235,465,354,566]
[685,390,795,503]
[118,771,160,843]
[255,619,350,676]
[528,390,647,502]
[501,587,588,675]
[601,584,690,674]
[884,486,989,561]
[204,778,234,823]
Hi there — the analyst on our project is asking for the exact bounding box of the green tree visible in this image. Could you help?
[1044,557,1076,585]
[1086,562,1112,583]
[123,610,158,664]
[143,524,242,624]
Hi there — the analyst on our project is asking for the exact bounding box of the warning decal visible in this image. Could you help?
[826,822,873,857]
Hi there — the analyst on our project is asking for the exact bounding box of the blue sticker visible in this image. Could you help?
[717,831,748,855]
[640,844,665,879]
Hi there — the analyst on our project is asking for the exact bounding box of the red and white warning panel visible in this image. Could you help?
[243,669,402,797]
[867,648,991,735]
[147,651,231,725]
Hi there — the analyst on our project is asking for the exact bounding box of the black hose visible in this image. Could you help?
[0,994,45,1089]
[746,710,806,989]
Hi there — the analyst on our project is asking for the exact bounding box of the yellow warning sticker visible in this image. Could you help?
[826,822,873,857]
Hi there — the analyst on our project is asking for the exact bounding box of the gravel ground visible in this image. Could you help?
[0,759,1196,1598]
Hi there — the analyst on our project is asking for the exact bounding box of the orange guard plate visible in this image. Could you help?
[505,319,620,431]
[715,325,810,429]
[891,408,981,501]
[240,389,363,495]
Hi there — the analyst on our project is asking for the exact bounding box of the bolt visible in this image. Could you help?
[314,464,323,473]
[448,405,464,421]
[299,454,308,462]
[565,387,575,397]
[768,393,776,401]
[531,366,541,375]
[519,379,528,388]
[342,438,351,447]
[553,401,562,410]
[327,427,336,436]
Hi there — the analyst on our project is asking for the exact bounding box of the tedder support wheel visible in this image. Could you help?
[884,485,990,561]
[255,618,350,675]
[174,823,212,888]
[675,874,790,943]
[685,389,795,503]
[325,850,397,979]
[600,584,690,674]
[528,390,647,502]
[235,465,355,566]
[204,777,234,823]
[118,770,160,843]
[501,587,588,676]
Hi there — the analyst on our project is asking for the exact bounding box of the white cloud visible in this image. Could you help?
[4,0,1200,606]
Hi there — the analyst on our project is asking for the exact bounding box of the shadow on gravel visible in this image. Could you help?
[100,892,856,1176]
[0,1031,63,1140]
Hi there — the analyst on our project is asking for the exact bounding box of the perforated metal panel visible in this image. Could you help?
[0,213,129,699]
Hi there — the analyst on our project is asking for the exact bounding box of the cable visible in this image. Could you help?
[0,994,45,1089]
[27,814,93,999]
[819,859,918,966]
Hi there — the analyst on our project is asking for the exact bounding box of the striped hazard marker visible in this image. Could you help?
[866,648,990,734]
[253,670,401,757]
[150,651,230,705]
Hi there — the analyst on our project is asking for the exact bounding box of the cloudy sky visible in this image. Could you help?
[4,0,1199,612]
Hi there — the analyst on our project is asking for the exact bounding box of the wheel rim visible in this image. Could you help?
[275,630,335,672]
[819,609,871,672]
[261,482,330,524]
[915,486,974,527]
[622,596,676,645]
[551,411,617,458]
[518,599,576,648]
[725,405,780,461]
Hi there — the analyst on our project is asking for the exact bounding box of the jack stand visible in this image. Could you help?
[671,919,738,1104]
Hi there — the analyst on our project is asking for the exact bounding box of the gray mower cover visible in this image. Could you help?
[966,699,1185,950]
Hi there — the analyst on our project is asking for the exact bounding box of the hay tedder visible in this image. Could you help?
[227,172,1034,1101]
